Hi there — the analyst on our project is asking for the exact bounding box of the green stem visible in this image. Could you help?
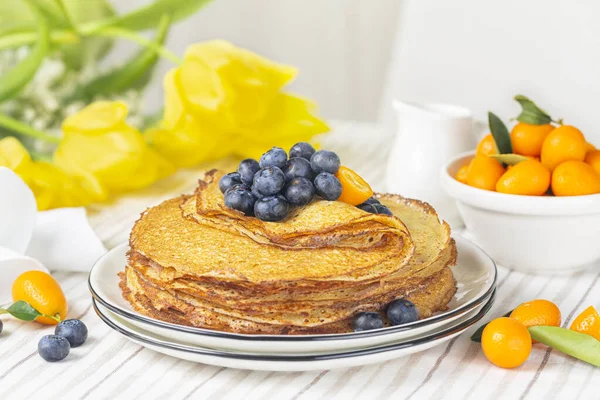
[53,0,80,34]
[0,30,78,52]
[91,27,182,65]
[0,113,60,144]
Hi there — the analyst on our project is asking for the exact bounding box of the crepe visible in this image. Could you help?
[120,170,457,334]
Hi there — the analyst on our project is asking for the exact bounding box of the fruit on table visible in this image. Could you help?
[510,299,561,343]
[353,312,384,332]
[12,271,67,325]
[495,159,551,196]
[221,143,369,221]
[219,172,243,194]
[540,125,587,171]
[476,134,497,156]
[455,165,469,184]
[373,204,393,216]
[510,122,554,157]
[253,166,286,196]
[481,317,532,369]
[335,166,374,206]
[283,157,314,181]
[224,186,256,216]
[387,299,419,326]
[55,319,88,347]
[284,177,315,206]
[254,195,290,222]
[466,156,505,191]
[585,150,600,176]
[551,161,600,196]
[313,172,342,200]
[570,306,600,341]
[585,142,597,153]
[310,150,341,174]
[259,147,288,169]
[289,142,316,160]
[38,335,70,362]
[238,159,261,186]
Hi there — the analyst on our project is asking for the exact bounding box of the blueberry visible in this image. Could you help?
[387,299,419,326]
[253,167,286,196]
[238,159,260,185]
[374,204,393,216]
[357,203,378,214]
[310,150,341,174]
[219,172,242,194]
[38,335,70,362]
[284,177,315,206]
[259,147,288,169]
[55,319,88,348]
[254,195,290,222]
[0,319,3,335]
[224,187,256,215]
[289,142,316,160]
[283,157,314,181]
[252,185,264,200]
[313,172,342,200]
[363,197,381,205]
[225,183,250,196]
[353,312,384,332]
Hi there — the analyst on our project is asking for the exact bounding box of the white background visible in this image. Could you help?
[111,0,600,143]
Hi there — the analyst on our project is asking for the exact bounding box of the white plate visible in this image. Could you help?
[96,287,493,355]
[93,293,495,371]
[90,235,496,353]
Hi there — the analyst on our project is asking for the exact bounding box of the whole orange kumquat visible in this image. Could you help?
[495,160,551,196]
[466,156,505,191]
[481,317,532,369]
[510,122,554,157]
[12,271,68,325]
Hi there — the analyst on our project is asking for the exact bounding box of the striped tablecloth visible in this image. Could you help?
[1,122,599,399]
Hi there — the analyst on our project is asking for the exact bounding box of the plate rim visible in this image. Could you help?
[89,234,497,341]
[93,290,495,362]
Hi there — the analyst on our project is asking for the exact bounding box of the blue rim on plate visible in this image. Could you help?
[93,289,495,361]
[89,235,497,342]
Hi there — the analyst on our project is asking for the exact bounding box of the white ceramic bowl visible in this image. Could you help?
[441,151,600,274]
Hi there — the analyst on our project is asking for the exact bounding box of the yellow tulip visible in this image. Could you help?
[153,40,328,167]
[0,137,105,210]
[54,101,174,192]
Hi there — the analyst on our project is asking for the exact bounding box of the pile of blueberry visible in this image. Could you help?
[220,142,392,221]
[353,299,419,332]
[38,319,88,362]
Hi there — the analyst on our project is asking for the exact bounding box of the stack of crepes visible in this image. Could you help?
[120,170,457,334]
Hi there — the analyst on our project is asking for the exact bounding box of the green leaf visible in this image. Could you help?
[488,112,513,154]
[56,0,116,69]
[489,154,530,166]
[514,95,553,125]
[0,5,50,102]
[73,14,171,100]
[0,1,38,37]
[471,310,513,343]
[81,0,213,33]
[529,326,600,367]
[2,300,42,322]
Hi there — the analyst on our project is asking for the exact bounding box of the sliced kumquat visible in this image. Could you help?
[335,166,374,205]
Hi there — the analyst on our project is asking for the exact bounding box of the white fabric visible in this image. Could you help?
[0,169,106,303]
[26,207,107,273]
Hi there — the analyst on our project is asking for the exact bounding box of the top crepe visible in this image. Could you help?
[130,170,415,285]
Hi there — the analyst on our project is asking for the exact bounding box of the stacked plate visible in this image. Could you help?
[89,235,496,371]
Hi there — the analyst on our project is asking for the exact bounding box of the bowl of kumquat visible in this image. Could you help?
[441,95,600,273]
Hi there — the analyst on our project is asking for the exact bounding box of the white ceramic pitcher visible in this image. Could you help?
[386,101,475,227]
